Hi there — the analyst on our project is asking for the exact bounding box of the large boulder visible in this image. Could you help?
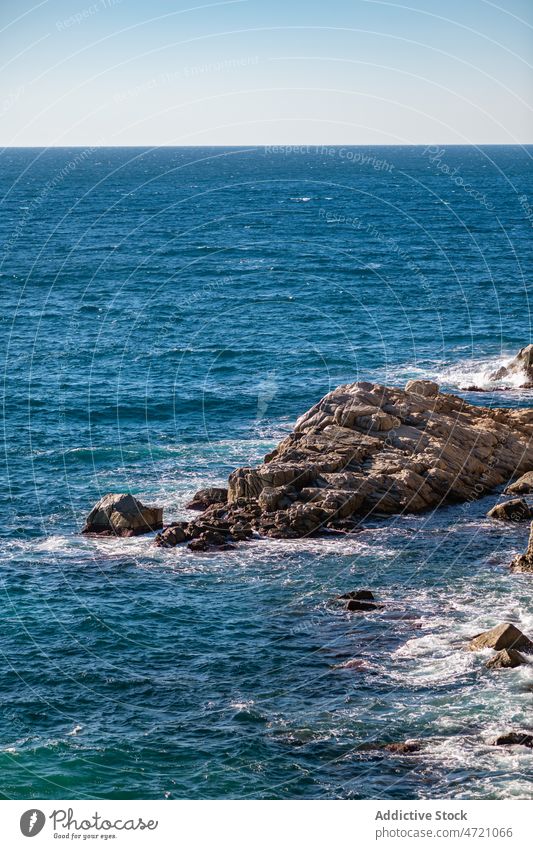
[505,471,533,495]
[82,493,163,537]
[489,344,533,386]
[487,499,531,522]
[469,622,533,653]
[510,520,533,572]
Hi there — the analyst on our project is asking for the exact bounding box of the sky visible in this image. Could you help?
[0,0,532,145]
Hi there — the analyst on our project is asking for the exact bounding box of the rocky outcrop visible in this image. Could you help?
[82,493,163,537]
[505,471,533,495]
[153,379,533,549]
[489,344,533,387]
[469,623,533,653]
[510,521,533,573]
[487,498,531,522]
[485,648,528,669]
[185,487,228,511]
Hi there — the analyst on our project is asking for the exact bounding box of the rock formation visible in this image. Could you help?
[468,623,533,653]
[489,344,533,387]
[154,379,533,549]
[82,493,163,537]
[510,521,533,573]
[487,498,531,522]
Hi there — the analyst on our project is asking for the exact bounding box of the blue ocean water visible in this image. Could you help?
[0,146,532,799]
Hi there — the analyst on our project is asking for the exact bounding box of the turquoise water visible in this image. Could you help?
[1,146,532,799]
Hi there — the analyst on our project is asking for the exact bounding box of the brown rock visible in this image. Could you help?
[510,520,533,572]
[485,649,528,669]
[487,498,531,522]
[469,622,533,653]
[186,487,228,510]
[81,493,163,537]
[405,379,439,397]
[492,732,533,749]
[505,471,533,495]
[154,523,189,548]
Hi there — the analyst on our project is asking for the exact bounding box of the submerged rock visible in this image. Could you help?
[487,498,531,522]
[485,649,528,669]
[186,487,228,510]
[384,740,424,754]
[489,344,533,387]
[510,520,533,573]
[346,599,379,612]
[505,471,533,495]
[469,622,533,654]
[82,493,163,537]
[492,732,533,749]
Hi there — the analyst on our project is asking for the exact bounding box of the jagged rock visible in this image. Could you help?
[487,498,531,522]
[384,740,423,754]
[186,487,228,510]
[510,520,533,572]
[489,344,533,386]
[469,622,533,653]
[492,732,533,749]
[485,649,528,669]
[505,471,533,495]
[81,493,163,537]
[405,379,439,398]
[155,523,189,548]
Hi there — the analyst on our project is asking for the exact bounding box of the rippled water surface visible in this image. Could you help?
[1,146,532,799]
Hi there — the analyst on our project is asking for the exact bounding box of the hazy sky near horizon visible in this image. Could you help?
[1,0,532,146]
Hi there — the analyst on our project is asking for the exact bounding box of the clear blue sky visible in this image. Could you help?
[1,0,531,145]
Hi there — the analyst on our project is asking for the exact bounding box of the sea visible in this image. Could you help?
[0,145,532,799]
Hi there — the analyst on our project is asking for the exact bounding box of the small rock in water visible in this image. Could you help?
[492,732,533,749]
[505,471,533,495]
[485,649,528,669]
[346,599,379,612]
[469,622,533,654]
[384,740,423,754]
[338,589,375,601]
[487,498,531,522]
[155,523,189,547]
